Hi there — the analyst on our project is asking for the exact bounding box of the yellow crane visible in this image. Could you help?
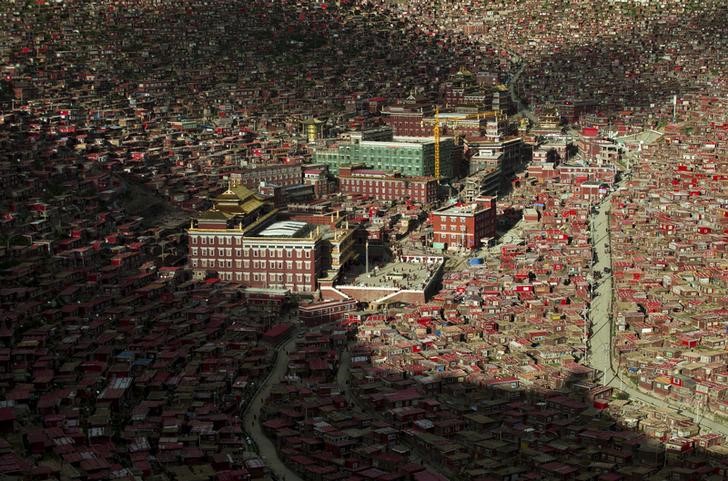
[432,108,501,179]
[433,106,440,178]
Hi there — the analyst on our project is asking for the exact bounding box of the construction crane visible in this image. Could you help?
[433,106,440,178]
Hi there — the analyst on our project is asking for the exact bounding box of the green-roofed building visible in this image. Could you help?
[313,136,458,178]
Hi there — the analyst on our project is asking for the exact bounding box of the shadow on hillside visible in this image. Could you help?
[258,329,726,481]
[516,3,727,112]
[3,1,723,119]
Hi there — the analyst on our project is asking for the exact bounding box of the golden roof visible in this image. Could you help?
[197,209,230,220]
[456,66,474,77]
[211,185,265,216]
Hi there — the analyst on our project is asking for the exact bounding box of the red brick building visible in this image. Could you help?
[187,186,354,293]
[381,99,433,137]
[338,165,439,204]
[430,197,496,250]
[298,298,358,327]
[557,164,617,185]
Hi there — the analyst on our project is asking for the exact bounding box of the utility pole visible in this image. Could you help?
[365,238,369,274]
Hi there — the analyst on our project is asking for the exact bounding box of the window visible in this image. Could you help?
[192,259,198,267]
[243,260,250,268]
[201,259,208,268]
[296,274,302,282]
[304,261,311,270]
[235,260,242,268]
[253,249,258,257]
[253,274,259,281]
[286,249,292,258]
[296,261,302,270]
[235,248,242,257]
[243,248,250,257]
[243,273,250,281]
[235,237,242,245]
[191,236,198,245]
[226,260,232,268]
[286,274,293,282]
[192,247,198,256]
[226,248,232,256]
[218,260,224,268]
[305,250,311,258]
[201,247,208,256]
[201,236,207,244]
[235,272,242,281]
[218,248,224,256]
[253,260,259,269]
[261,260,267,269]
[286,261,293,270]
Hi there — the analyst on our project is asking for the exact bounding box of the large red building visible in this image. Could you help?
[187,185,356,292]
[338,165,439,204]
[430,196,496,250]
[381,99,433,137]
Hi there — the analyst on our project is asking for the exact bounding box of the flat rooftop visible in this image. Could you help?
[339,261,440,290]
[256,221,310,238]
[434,203,484,216]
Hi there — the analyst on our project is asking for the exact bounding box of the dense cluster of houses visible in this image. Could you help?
[0,0,726,480]
[608,95,728,422]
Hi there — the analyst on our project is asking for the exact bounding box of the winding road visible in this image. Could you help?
[587,170,728,438]
[243,334,304,481]
[507,58,537,124]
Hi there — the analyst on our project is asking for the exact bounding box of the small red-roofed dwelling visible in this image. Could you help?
[0,407,16,433]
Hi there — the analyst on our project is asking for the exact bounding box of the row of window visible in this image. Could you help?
[190,235,238,245]
[212,271,311,286]
[435,233,474,240]
[189,241,313,258]
[252,260,312,270]
[249,247,311,258]
[343,178,431,189]
[191,258,312,271]
[191,247,312,259]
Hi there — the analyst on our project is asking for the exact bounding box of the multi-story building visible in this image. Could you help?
[421,112,487,140]
[445,67,479,108]
[338,165,439,204]
[462,168,501,201]
[313,135,457,178]
[557,164,617,185]
[381,99,433,137]
[303,165,333,198]
[557,99,597,124]
[227,163,302,190]
[467,137,525,178]
[430,196,497,250]
[491,86,515,114]
[187,185,355,292]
